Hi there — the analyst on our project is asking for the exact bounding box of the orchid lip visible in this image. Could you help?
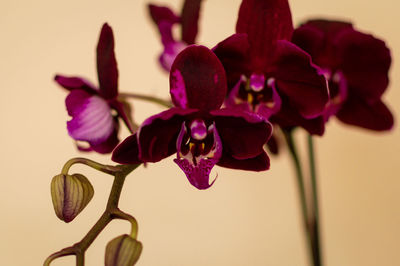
[174,120,222,189]
[225,74,281,119]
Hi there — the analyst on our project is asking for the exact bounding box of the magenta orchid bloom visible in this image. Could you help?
[148,0,202,71]
[213,0,329,135]
[112,45,272,190]
[55,23,134,153]
[292,20,394,131]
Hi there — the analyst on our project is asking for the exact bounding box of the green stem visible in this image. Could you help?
[77,164,140,250]
[76,252,84,266]
[307,135,322,266]
[44,164,140,265]
[283,130,309,232]
[61,157,121,176]
[283,130,316,266]
[43,247,75,266]
[112,209,139,239]
[119,92,173,108]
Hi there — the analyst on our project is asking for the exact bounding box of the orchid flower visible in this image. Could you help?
[292,20,394,130]
[112,45,272,190]
[55,23,135,153]
[213,0,329,135]
[148,0,202,71]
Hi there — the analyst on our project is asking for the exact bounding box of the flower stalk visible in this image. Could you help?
[119,92,173,108]
[307,135,322,266]
[283,129,322,266]
[44,163,140,266]
[61,157,121,176]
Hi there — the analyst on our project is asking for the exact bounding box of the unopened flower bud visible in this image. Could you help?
[105,234,142,266]
[50,173,94,223]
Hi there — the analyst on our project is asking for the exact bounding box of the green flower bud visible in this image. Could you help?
[105,234,142,266]
[50,173,94,223]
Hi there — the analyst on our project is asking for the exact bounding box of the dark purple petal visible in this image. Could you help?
[97,23,118,99]
[138,108,197,162]
[271,100,325,136]
[148,4,180,26]
[109,99,136,133]
[292,25,325,64]
[337,29,391,101]
[293,20,353,66]
[170,45,227,111]
[236,0,293,70]
[66,90,116,145]
[211,108,272,159]
[265,133,279,155]
[272,40,329,118]
[54,75,98,94]
[213,33,251,89]
[336,97,394,131]
[217,152,270,171]
[180,0,203,44]
[112,134,141,164]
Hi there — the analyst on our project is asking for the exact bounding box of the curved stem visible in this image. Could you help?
[112,209,139,239]
[45,163,140,265]
[77,164,140,250]
[119,92,173,108]
[43,247,75,266]
[307,135,322,266]
[61,157,121,176]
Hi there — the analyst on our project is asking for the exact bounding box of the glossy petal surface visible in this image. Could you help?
[211,108,272,159]
[217,152,270,171]
[272,40,329,118]
[137,108,197,162]
[112,134,141,164]
[236,0,293,70]
[213,33,251,89]
[170,45,227,111]
[271,100,326,136]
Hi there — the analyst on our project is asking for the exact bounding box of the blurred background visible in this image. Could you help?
[0,0,399,265]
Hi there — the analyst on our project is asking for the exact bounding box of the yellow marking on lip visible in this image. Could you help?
[247,93,254,104]
[266,101,275,108]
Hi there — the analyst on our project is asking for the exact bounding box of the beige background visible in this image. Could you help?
[1,0,399,265]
